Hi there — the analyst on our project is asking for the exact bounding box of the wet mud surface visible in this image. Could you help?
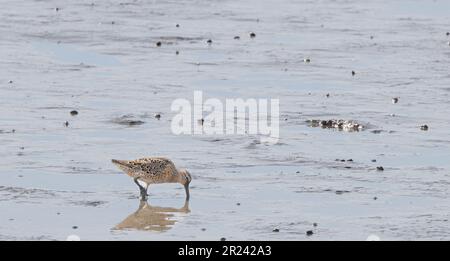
[1,0,450,240]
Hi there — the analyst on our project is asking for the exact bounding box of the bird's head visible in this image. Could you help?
[178,169,192,186]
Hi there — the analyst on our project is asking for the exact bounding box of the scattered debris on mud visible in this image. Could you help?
[69,200,107,207]
[111,115,146,126]
[0,129,16,134]
[307,119,364,131]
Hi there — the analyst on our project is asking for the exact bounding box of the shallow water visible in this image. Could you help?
[1,0,450,240]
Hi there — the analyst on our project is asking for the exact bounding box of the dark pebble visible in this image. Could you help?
[313,223,318,227]
[156,41,162,47]
[236,203,241,206]
[64,121,69,127]
[296,171,300,173]
[234,36,240,40]
[206,39,212,44]
[347,159,353,162]
[273,228,280,232]
[420,125,429,131]
[373,197,378,200]
[371,129,382,134]
[176,24,180,28]
[376,166,384,171]
[72,226,78,229]
[371,159,377,162]
[249,32,256,38]
[111,21,115,24]
[70,110,78,116]
[220,237,226,241]
[9,80,13,84]
[306,230,314,236]
[326,93,330,98]
[340,159,345,162]
[447,32,450,36]
[201,228,206,231]
[154,113,161,120]
[352,70,356,76]
[55,7,59,11]
[175,50,179,55]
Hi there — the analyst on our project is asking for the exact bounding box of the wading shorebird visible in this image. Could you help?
[112,157,191,201]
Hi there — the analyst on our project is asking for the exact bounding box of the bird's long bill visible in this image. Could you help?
[184,183,190,201]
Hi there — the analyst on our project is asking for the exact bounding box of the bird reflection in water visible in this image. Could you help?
[114,200,190,232]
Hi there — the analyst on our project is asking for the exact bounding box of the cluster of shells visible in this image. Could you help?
[307,119,364,132]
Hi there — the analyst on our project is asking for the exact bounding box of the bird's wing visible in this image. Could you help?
[133,158,177,177]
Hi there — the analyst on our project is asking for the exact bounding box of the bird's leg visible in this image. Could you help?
[140,188,148,201]
[184,183,190,201]
[134,178,148,201]
[143,184,149,201]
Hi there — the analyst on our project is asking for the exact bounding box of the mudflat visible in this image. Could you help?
[1,0,450,240]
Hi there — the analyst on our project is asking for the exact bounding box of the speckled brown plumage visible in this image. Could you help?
[112,157,192,201]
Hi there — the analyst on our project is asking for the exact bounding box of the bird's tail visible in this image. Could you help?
[112,159,132,172]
